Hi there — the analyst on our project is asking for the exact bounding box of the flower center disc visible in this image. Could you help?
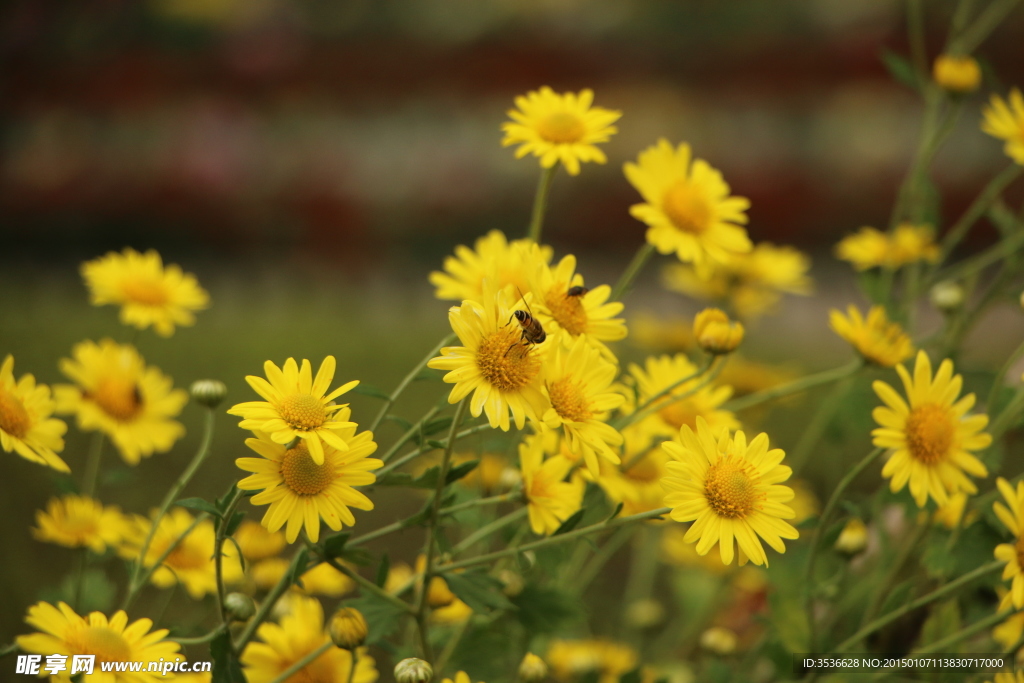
[548,376,593,423]
[663,181,711,235]
[544,289,588,336]
[67,626,133,663]
[476,326,541,393]
[0,387,31,438]
[904,403,955,465]
[166,540,209,571]
[92,377,143,422]
[539,112,585,144]
[279,394,327,431]
[281,442,334,496]
[704,455,759,519]
[120,276,170,306]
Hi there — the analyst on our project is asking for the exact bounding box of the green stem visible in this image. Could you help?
[789,378,854,476]
[434,616,470,675]
[369,335,455,434]
[322,557,414,614]
[346,649,359,683]
[957,0,1023,53]
[81,432,105,498]
[907,0,928,82]
[441,491,522,516]
[947,0,978,51]
[215,485,245,623]
[939,164,1023,263]
[451,507,527,555]
[527,165,559,243]
[170,623,227,646]
[834,560,1003,652]
[378,405,441,465]
[268,641,333,683]
[376,423,490,478]
[613,356,717,430]
[859,517,930,628]
[575,526,634,595]
[439,507,670,573]
[937,229,1024,284]
[234,547,308,653]
[347,520,406,548]
[725,360,862,412]
[987,339,1024,413]
[610,243,656,301]
[124,513,207,610]
[990,386,1024,442]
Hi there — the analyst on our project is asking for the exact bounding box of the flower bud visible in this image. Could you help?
[625,598,665,629]
[191,379,228,408]
[328,607,368,649]
[699,626,737,655]
[519,652,548,682]
[932,54,981,93]
[395,658,433,683]
[834,518,868,556]
[930,280,964,313]
[693,308,744,355]
[224,592,256,622]
[427,576,455,608]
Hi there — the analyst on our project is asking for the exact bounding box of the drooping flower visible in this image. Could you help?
[982,88,1024,165]
[626,354,738,438]
[236,422,380,543]
[520,432,585,536]
[692,308,744,355]
[830,305,914,367]
[16,601,181,683]
[55,340,187,465]
[871,351,991,507]
[932,54,981,93]
[0,355,68,472]
[661,417,799,566]
[429,230,552,302]
[228,356,359,466]
[624,139,752,273]
[81,248,209,337]
[836,224,940,271]
[994,477,1024,609]
[501,87,621,176]
[33,495,130,553]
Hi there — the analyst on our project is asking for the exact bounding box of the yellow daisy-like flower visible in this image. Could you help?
[442,672,484,683]
[661,525,731,574]
[982,88,1024,165]
[241,595,378,683]
[501,86,621,176]
[993,589,1024,650]
[520,432,585,536]
[829,305,914,367]
[33,495,130,553]
[871,350,991,507]
[542,336,624,475]
[546,639,637,683]
[81,248,209,337]
[628,313,694,353]
[233,519,287,562]
[932,491,977,529]
[0,355,69,472]
[432,598,473,625]
[249,558,356,596]
[662,242,812,318]
[120,508,243,599]
[594,425,671,517]
[55,340,187,465]
[236,422,380,543]
[228,356,359,466]
[626,354,738,438]
[428,287,550,431]
[16,601,181,683]
[429,230,552,302]
[932,54,981,93]
[661,417,799,566]
[624,139,752,273]
[835,224,940,271]
[528,251,627,357]
[994,477,1024,608]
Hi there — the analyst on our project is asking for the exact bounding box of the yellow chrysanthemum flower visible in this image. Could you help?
[871,351,991,507]
[501,87,621,176]
[982,88,1024,165]
[661,525,731,574]
[432,598,473,625]
[55,340,187,465]
[520,432,584,535]
[661,417,799,566]
[16,601,181,683]
[228,356,359,466]
[932,491,976,529]
[0,355,68,472]
[241,595,378,683]
[428,287,550,431]
[624,139,752,273]
[121,508,243,599]
[81,248,209,337]
[830,305,914,367]
[429,230,552,302]
[994,477,1024,608]
[661,242,812,318]
[595,425,670,517]
[542,336,624,475]
[836,224,940,271]
[249,557,356,596]
[546,639,637,683]
[932,54,981,93]
[442,672,484,683]
[234,519,287,562]
[692,308,744,355]
[528,250,627,357]
[717,356,799,400]
[993,588,1024,650]
[628,313,694,353]
[236,422,380,543]
[626,354,738,438]
[985,673,1024,683]
[33,495,130,553]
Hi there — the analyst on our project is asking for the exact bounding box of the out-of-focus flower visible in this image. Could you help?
[830,305,914,367]
[33,495,129,553]
[546,639,637,683]
[224,593,256,622]
[994,478,1024,608]
[430,230,551,302]
[626,354,738,438]
[0,355,68,472]
[519,653,548,682]
[836,224,939,270]
[930,281,965,313]
[834,518,868,555]
[933,491,977,529]
[520,432,584,535]
[699,627,738,655]
[983,88,1024,165]
[693,308,744,355]
[933,54,981,93]
[190,379,227,409]
[234,520,287,562]
[329,607,368,649]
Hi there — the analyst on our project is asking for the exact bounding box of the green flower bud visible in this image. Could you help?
[328,607,368,649]
[224,592,256,622]
[395,658,433,683]
[191,379,227,408]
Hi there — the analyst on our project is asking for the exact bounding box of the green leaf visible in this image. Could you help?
[376,460,479,489]
[510,583,579,634]
[426,440,447,450]
[620,669,643,683]
[446,460,479,484]
[442,570,516,613]
[415,368,439,381]
[919,599,961,649]
[604,502,624,522]
[422,417,454,437]
[210,630,246,683]
[286,549,310,589]
[323,533,352,559]
[383,414,414,431]
[347,593,407,644]
[553,508,586,536]
[321,533,373,566]
[175,497,221,517]
[375,554,390,588]
[223,511,246,537]
[881,49,920,90]
[350,384,392,401]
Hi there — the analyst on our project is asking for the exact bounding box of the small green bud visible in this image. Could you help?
[190,379,227,408]
[395,658,433,683]
[328,607,368,649]
[224,592,256,621]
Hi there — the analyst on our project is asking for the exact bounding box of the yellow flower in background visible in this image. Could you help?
[430,230,551,302]
[693,308,744,355]
[627,354,738,438]
[628,313,693,353]
[442,672,484,683]
[661,417,798,566]
[33,495,130,553]
[236,423,380,543]
[81,248,209,337]
[542,336,625,475]
[251,558,356,596]
[0,355,68,472]
[699,626,738,655]
[661,242,812,318]
[428,287,550,431]
[994,478,1024,608]
[228,356,359,466]
[17,601,181,683]
[890,223,940,263]
[624,139,752,273]
[594,426,670,516]
[933,491,976,529]
[432,599,473,625]
[982,88,1024,165]
[241,595,378,683]
[520,432,585,535]
[546,639,637,683]
[121,508,242,599]
[234,519,287,562]
[56,340,187,465]
[836,224,940,271]
[833,518,868,555]
[717,356,799,400]
[932,54,981,93]
[830,305,914,367]
[661,525,731,574]
[872,351,990,507]
[993,588,1024,650]
[985,673,1024,683]
[835,226,890,271]
[501,87,621,176]
[787,479,820,525]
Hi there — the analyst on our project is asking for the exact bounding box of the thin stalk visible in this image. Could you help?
[859,517,930,628]
[575,526,634,595]
[990,387,1024,442]
[527,164,559,243]
[907,0,928,81]
[441,491,522,516]
[368,335,455,433]
[81,433,105,498]
[613,356,716,431]
[170,623,227,646]
[939,164,1023,263]
[947,0,978,50]
[124,513,207,609]
[451,507,527,555]
[789,378,854,476]
[347,520,407,548]
[215,485,245,623]
[725,360,862,412]
[610,243,656,301]
[323,557,415,614]
[957,0,1023,53]
[937,230,1024,284]
[434,617,471,675]
[346,649,359,683]
[987,339,1024,414]
[268,641,333,683]
[378,405,441,465]
[376,423,490,477]
[234,547,308,653]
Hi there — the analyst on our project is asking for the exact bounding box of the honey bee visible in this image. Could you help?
[506,289,546,355]
[566,285,589,297]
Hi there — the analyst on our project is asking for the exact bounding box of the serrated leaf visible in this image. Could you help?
[881,49,920,90]
[442,570,515,613]
[511,583,579,634]
[175,497,221,518]
[553,508,586,536]
[375,554,390,588]
[376,460,479,489]
[350,384,392,401]
[210,630,246,683]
